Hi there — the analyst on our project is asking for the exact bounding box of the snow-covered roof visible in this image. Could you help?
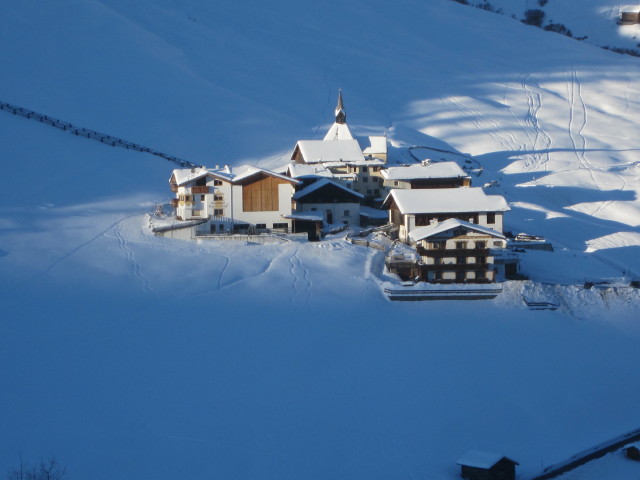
[381,162,468,181]
[209,165,299,185]
[293,178,364,200]
[457,450,518,468]
[360,206,388,219]
[323,122,354,141]
[383,188,509,214]
[283,211,324,222]
[322,158,385,168]
[171,167,209,186]
[294,139,365,163]
[287,163,334,179]
[359,135,388,156]
[408,218,505,242]
[172,165,298,186]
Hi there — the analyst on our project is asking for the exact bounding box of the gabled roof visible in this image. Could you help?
[293,178,364,201]
[382,188,509,215]
[358,135,388,157]
[323,122,354,141]
[381,162,468,181]
[171,167,210,186]
[287,163,335,179]
[457,450,518,469]
[408,218,505,243]
[172,165,299,187]
[210,165,299,185]
[293,139,365,163]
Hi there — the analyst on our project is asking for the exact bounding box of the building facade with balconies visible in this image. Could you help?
[169,165,300,233]
[408,219,507,283]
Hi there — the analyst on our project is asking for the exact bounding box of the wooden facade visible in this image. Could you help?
[241,174,291,212]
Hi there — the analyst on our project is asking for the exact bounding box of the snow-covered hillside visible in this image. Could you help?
[1,1,640,479]
[458,0,640,54]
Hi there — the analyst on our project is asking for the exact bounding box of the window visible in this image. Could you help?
[256,223,266,229]
[434,257,443,265]
[456,241,467,249]
[475,241,486,250]
[494,240,504,247]
[435,271,442,280]
[213,179,223,186]
[394,181,399,186]
[272,223,288,229]
[374,189,380,195]
[214,194,224,201]
[363,177,369,182]
[362,167,368,173]
[200,195,205,201]
[476,270,486,279]
[456,256,466,264]
[477,256,487,265]
[311,207,317,211]
[344,210,350,217]
[431,241,445,249]
[487,212,496,224]
[214,209,224,216]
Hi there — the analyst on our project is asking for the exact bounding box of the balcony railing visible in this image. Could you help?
[416,247,490,257]
[191,186,209,194]
[420,263,490,272]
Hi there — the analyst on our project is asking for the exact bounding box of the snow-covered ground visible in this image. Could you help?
[461,0,640,53]
[1,1,640,479]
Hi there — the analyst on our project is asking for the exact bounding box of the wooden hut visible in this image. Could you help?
[457,451,518,480]
[620,11,640,25]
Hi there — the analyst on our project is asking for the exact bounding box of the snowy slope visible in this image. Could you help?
[1,1,640,479]
[461,0,640,53]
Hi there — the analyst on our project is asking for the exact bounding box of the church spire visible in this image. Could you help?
[335,89,346,124]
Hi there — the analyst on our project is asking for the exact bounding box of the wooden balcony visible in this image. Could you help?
[420,263,490,272]
[191,186,209,194]
[416,247,490,257]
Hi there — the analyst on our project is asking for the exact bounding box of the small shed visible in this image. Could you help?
[457,450,518,480]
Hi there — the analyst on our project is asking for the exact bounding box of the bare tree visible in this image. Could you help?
[7,456,66,480]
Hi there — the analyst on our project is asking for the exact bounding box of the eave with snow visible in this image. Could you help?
[380,161,472,190]
[292,178,364,229]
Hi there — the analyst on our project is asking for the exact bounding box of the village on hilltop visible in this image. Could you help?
[153,92,538,293]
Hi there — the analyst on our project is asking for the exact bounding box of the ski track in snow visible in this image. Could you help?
[521,74,553,172]
[20,213,139,288]
[288,245,311,310]
[443,96,524,154]
[114,220,156,297]
[565,69,599,189]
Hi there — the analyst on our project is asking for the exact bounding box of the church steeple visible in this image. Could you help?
[323,89,353,140]
[335,89,346,124]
